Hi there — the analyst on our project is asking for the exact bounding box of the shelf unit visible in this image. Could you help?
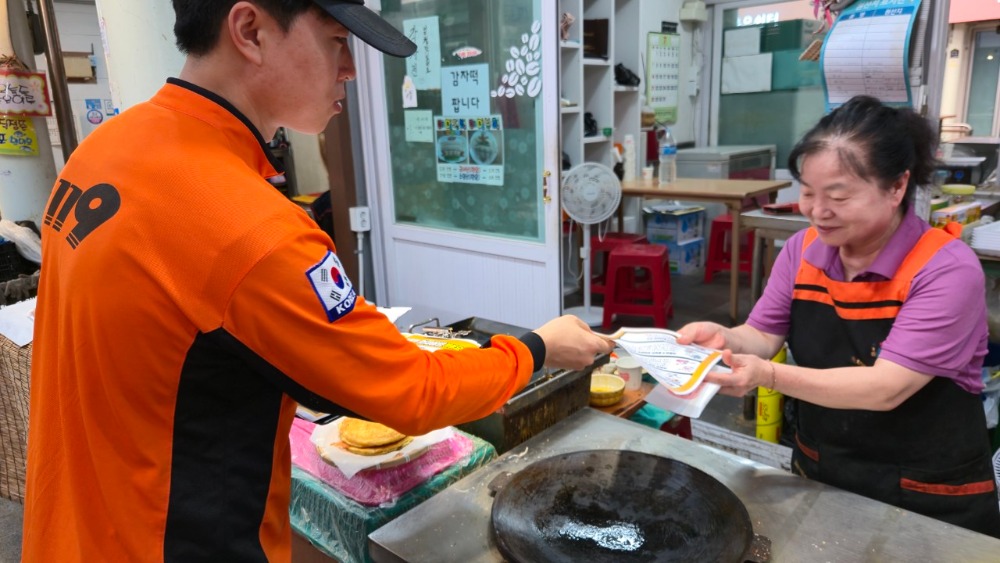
[560,0,643,175]
[559,0,650,304]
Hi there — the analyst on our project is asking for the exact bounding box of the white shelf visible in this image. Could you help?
[583,136,611,144]
[583,58,611,67]
[561,40,581,50]
[561,106,581,114]
[614,86,640,93]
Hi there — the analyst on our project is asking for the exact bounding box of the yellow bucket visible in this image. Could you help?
[756,346,787,443]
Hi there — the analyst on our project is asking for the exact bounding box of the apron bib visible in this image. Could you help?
[787,227,1000,538]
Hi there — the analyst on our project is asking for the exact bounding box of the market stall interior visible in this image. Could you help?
[5,0,1000,562]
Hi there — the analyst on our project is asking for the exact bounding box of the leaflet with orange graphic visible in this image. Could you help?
[599,327,725,396]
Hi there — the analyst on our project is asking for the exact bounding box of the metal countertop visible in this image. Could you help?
[369,409,1000,563]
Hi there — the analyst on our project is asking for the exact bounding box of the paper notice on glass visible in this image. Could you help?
[403,16,442,90]
[724,27,760,57]
[441,64,490,117]
[404,110,434,143]
[601,327,725,396]
[821,0,922,111]
[721,53,772,94]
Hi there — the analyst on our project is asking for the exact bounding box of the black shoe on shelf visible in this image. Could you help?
[615,63,641,87]
[563,151,572,171]
[584,112,598,137]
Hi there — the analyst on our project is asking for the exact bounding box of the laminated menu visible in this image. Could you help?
[599,327,725,396]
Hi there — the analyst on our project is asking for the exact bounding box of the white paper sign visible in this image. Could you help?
[441,64,490,117]
[404,110,434,143]
[402,75,418,109]
[403,16,442,90]
[724,27,761,57]
[721,53,773,94]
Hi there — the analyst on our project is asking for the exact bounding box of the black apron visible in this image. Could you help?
[787,227,1000,538]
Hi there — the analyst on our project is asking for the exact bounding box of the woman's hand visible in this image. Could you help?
[705,350,775,397]
[676,322,729,350]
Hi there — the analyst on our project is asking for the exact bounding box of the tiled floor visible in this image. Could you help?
[0,498,22,563]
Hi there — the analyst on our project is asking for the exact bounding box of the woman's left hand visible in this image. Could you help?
[705,350,773,397]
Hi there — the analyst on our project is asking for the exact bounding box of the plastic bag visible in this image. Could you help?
[0,221,41,264]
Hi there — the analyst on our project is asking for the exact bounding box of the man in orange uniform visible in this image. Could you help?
[22,1,613,561]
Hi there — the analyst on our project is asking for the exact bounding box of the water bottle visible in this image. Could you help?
[658,127,677,185]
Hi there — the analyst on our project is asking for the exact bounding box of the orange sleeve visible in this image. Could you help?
[222,230,535,436]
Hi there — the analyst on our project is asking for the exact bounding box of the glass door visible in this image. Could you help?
[361,0,562,329]
[966,30,1000,137]
[380,1,547,241]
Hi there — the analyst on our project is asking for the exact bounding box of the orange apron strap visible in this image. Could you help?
[801,227,818,252]
[894,227,957,284]
[943,222,963,239]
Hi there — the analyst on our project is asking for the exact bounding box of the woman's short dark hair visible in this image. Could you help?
[788,95,939,212]
[172,0,314,56]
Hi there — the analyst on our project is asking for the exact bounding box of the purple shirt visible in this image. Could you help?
[747,208,987,393]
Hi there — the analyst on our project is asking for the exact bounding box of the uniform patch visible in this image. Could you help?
[306,251,357,323]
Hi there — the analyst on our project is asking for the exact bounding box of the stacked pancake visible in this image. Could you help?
[336,418,413,456]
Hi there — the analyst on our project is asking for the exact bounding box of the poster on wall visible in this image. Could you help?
[441,64,490,117]
[821,0,921,111]
[0,71,52,117]
[403,16,442,90]
[646,33,681,123]
[434,115,504,186]
[0,116,39,156]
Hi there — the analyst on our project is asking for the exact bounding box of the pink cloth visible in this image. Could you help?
[747,208,987,393]
[289,419,474,506]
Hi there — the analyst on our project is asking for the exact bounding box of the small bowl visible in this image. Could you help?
[589,374,626,407]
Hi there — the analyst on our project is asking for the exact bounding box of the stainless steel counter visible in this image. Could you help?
[369,409,1000,563]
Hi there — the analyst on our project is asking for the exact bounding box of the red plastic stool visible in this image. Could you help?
[602,244,673,330]
[590,233,647,294]
[704,214,754,284]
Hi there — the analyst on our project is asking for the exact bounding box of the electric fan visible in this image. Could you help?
[561,163,623,326]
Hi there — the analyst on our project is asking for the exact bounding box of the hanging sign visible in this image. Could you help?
[0,116,40,156]
[821,0,922,111]
[435,115,504,186]
[441,64,490,117]
[0,71,52,117]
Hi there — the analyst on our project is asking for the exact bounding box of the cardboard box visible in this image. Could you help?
[652,237,705,275]
[931,201,982,228]
[645,205,705,244]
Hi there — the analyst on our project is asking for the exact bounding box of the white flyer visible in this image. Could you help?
[600,327,725,396]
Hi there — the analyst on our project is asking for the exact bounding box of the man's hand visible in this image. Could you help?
[676,322,729,350]
[533,315,615,370]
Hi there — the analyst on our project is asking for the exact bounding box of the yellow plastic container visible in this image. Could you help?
[756,346,787,443]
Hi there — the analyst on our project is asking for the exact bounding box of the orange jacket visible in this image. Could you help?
[23,79,539,563]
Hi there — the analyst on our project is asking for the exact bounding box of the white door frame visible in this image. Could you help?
[353,1,562,329]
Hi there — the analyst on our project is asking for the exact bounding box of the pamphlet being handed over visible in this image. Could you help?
[599,327,730,418]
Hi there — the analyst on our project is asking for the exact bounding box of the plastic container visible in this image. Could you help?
[658,127,677,185]
[942,184,976,205]
[756,346,787,444]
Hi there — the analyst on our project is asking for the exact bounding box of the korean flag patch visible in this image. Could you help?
[306,251,357,322]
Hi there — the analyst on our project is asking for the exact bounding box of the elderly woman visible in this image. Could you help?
[679,96,1000,537]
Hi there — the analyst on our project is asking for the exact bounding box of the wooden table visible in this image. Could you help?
[741,209,811,307]
[621,178,792,324]
[593,381,656,419]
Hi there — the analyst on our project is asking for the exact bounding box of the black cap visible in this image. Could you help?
[313,0,416,58]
